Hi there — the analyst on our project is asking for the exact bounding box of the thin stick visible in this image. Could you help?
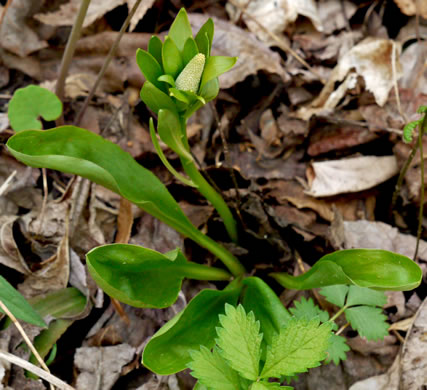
[0,350,75,390]
[391,41,406,123]
[227,0,326,84]
[55,0,91,123]
[0,299,54,390]
[0,170,17,197]
[36,168,49,235]
[75,0,143,126]
[335,322,350,336]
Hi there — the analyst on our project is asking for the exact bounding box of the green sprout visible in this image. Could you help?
[136,8,238,242]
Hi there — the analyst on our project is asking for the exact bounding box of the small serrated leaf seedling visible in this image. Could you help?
[4,8,423,386]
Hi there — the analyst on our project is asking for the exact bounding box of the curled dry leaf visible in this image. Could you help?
[226,0,322,44]
[393,0,427,18]
[303,38,403,117]
[317,0,357,34]
[0,0,47,57]
[307,155,399,197]
[35,0,155,31]
[189,13,289,87]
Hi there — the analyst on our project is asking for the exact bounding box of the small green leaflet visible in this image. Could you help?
[188,346,244,390]
[345,306,389,341]
[260,318,331,378]
[320,285,389,341]
[289,297,329,322]
[326,334,350,365]
[216,304,262,380]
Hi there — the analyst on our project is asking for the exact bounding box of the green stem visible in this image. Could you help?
[329,305,348,323]
[178,262,231,281]
[414,114,427,260]
[178,118,238,243]
[55,0,91,122]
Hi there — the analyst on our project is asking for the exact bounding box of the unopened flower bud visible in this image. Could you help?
[175,53,205,93]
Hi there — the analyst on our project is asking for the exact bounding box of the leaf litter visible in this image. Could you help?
[0,0,426,388]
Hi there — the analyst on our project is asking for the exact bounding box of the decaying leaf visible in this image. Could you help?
[317,0,358,34]
[189,13,290,87]
[74,343,135,390]
[307,155,399,197]
[0,0,47,57]
[393,0,427,18]
[226,0,323,44]
[35,0,155,31]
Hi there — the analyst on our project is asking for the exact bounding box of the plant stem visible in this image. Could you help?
[329,305,348,323]
[55,0,91,122]
[414,114,427,259]
[179,262,232,281]
[180,155,238,243]
[75,0,143,126]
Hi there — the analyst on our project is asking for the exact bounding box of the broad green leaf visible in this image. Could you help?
[251,382,293,390]
[87,244,230,308]
[6,126,243,277]
[188,346,242,390]
[169,87,191,104]
[346,286,387,307]
[0,275,46,328]
[149,119,196,187]
[136,49,164,91]
[200,56,237,89]
[148,35,163,67]
[216,304,262,380]
[345,306,389,341]
[195,18,214,57]
[8,85,62,132]
[183,38,199,64]
[162,37,184,78]
[140,81,177,115]
[241,277,291,345]
[289,297,329,323]
[271,249,422,291]
[168,8,193,52]
[261,318,331,378]
[319,285,349,308]
[143,286,241,374]
[326,334,349,365]
[156,109,193,160]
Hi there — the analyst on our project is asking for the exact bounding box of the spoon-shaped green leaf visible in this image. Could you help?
[270,249,422,291]
[87,244,231,308]
[8,85,62,131]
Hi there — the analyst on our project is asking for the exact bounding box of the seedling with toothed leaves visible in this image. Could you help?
[4,8,423,385]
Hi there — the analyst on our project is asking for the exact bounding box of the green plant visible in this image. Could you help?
[4,8,423,385]
[392,105,427,259]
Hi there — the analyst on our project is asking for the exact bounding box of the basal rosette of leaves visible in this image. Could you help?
[136,8,236,162]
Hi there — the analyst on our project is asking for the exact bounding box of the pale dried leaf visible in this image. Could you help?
[74,344,135,390]
[307,155,399,197]
[0,113,8,133]
[35,0,125,27]
[310,38,402,111]
[0,0,47,57]
[226,0,322,45]
[339,220,427,262]
[393,0,427,18]
[317,0,357,34]
[189,13,289,87]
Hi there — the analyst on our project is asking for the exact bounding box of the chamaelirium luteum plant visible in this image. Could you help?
[136,9,238,243]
